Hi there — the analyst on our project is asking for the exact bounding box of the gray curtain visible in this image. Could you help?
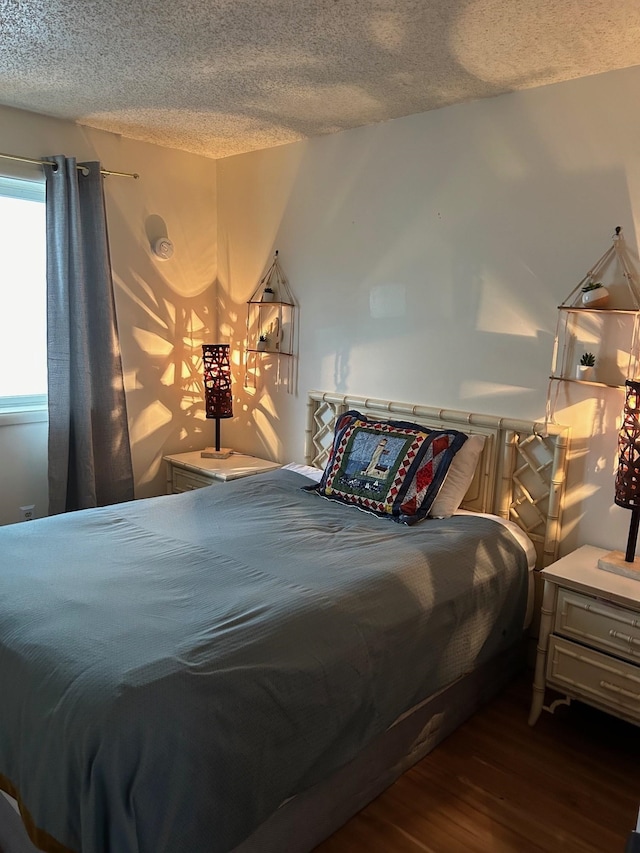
[46,156,134,514]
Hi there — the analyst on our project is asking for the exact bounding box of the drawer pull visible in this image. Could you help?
[609,629,640,647]
[599,680,640,701]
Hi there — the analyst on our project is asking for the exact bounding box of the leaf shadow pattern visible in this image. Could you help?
[113,266,217,498]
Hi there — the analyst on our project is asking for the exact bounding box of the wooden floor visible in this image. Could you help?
[315,674,640,853]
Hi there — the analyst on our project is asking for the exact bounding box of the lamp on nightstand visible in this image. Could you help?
[201,344,233,459]
[599,379,640,579]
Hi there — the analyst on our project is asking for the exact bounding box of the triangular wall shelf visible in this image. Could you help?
[547,227,640,421]
[244,251,298,393]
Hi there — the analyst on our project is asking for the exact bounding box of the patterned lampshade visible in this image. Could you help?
[202,344,233,420]
[614,379,640,563]
[615,380,640,510]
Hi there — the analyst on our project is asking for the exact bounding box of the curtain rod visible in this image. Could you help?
[0,151,139,179]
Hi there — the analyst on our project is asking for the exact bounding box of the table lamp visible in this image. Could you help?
[201,344,233,459]
[598,379,640,578]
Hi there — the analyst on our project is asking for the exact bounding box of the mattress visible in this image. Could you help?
[0,468,530,853]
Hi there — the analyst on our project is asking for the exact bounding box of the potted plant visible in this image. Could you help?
[262,285,275,303]
[576,351,596,380]
[257,334,268,351]
[581,281,609,307]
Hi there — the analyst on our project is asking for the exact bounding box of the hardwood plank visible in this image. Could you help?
[315,675,639,853]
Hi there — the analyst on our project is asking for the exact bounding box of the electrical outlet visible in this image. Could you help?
[19,505,35,522]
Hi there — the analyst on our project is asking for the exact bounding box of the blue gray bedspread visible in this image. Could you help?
[0,469,528,853]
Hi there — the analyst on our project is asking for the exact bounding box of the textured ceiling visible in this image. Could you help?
[2,0,640,160]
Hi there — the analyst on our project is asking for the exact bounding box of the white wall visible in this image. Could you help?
[0,105,218,523]
[4,65,640,552]
[217,65,640,557]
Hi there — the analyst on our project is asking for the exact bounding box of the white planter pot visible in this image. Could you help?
[262,289,275,303]
[581,286,609,307]
[257,340,267,351]
[576,364,594,381]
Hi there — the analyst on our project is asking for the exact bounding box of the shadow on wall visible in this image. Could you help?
[106,204,217,499]
[215,265,290,463]
[286,119,634,411]
[216,82,639,550]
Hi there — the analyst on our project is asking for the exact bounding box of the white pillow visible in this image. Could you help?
[429,434,486,518]
[281,462,323,482]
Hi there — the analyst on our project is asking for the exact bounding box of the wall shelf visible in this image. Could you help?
[557,305,640,316]
[244,252,298,391]
[547,228,640,422]
[549,374,626,390]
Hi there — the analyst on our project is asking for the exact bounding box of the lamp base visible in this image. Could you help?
[201,447,233,459]
[597,550,640,581]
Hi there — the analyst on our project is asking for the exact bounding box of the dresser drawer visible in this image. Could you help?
[554,588,640,665]
[172,468,217,493]
[547,636,640,722]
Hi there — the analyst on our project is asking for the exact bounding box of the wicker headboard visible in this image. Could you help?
[304,391,570,570]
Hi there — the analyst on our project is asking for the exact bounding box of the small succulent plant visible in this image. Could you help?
[580,352,596,367]
[581,281,603,293]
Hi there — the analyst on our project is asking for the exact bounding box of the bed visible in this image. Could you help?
[0,391,570,853]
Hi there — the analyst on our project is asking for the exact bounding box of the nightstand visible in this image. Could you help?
[529,544,640,727]
[164,451,280,494]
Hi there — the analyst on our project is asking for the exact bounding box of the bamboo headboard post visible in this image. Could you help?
[496,425,570,568]
[305,392,348,469]
[545,427,569,566]
[497,429,519,523]
[304,395,316,465]
[305,392,570,569]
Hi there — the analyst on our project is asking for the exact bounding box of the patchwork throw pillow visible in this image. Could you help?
[307,410,467,524]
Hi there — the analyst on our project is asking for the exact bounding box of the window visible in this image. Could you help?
[0,175,46,413]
